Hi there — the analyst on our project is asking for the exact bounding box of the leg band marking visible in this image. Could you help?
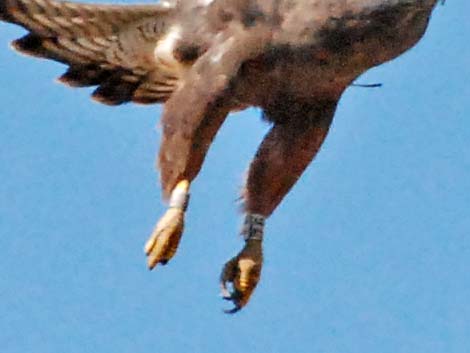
[241,213,265,241]
[169,188,190,211]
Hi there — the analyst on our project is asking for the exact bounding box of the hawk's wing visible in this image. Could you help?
[0,0,180,105]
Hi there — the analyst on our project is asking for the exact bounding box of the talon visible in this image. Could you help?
[224,305,242,314]
[145,180,189,269]
[219,238,263,313]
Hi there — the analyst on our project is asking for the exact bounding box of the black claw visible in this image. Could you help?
[160,259,168,265]
[224,305,242,314]
[221,287,243,314]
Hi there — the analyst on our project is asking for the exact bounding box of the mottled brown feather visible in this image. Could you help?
[1,0,179,105]
[91,70,143,105]
[58,64,113,87]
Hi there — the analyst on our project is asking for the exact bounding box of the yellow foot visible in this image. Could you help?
[144,180,189,270]
[220,239,263,314]
[144,207,185,269]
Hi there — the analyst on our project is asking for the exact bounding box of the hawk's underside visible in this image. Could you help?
[1,0,440,312]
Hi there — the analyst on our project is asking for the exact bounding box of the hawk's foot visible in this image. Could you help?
[144,180,190,269]
[220,214,265,314]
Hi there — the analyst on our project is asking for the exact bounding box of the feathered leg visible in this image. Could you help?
[145,86,231,269]
[145,27,271,269]
[221,97,340,312]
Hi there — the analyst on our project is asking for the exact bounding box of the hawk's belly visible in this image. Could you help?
[232,0,434,106]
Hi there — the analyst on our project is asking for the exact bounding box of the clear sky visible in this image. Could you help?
[1,2,469,353]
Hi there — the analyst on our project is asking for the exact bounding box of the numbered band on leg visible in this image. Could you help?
[241,213,265,241]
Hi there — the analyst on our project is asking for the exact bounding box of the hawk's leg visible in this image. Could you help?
[221,97,340,312]
[145,27,270,270]
[144,93,231,269]
[145,93,232,269]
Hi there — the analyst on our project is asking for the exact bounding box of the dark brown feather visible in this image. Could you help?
[91,71,142,106]
[12,34,60,60]
[0,0,10,21]
[58,65,113,87]
[2,0,177,105]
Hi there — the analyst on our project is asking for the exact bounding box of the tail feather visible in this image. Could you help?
[11,34,52,59]
[0,0,10,21]
[58,64,113,87]
[1,0,182,105]
[91,70,142,106]
[1,0,165,36]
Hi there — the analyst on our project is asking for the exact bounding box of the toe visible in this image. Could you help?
[220,255,261,313]
[220,257,239,297]
[144,233,157,255]
[145,208,185,269]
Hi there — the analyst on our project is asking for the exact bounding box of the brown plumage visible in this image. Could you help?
[1,0,441,313]
[2,0,177,104]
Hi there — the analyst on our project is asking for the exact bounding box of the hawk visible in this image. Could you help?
[0,0,440,313]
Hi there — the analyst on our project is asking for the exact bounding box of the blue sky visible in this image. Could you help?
[1,2,469,353]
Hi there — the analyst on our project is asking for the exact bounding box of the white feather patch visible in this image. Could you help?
[154,25,182,65]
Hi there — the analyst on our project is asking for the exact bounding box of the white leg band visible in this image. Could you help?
[241,213,265,241]
[169,187,190,211]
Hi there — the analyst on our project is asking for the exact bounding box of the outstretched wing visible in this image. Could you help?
[0,0,180,105]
